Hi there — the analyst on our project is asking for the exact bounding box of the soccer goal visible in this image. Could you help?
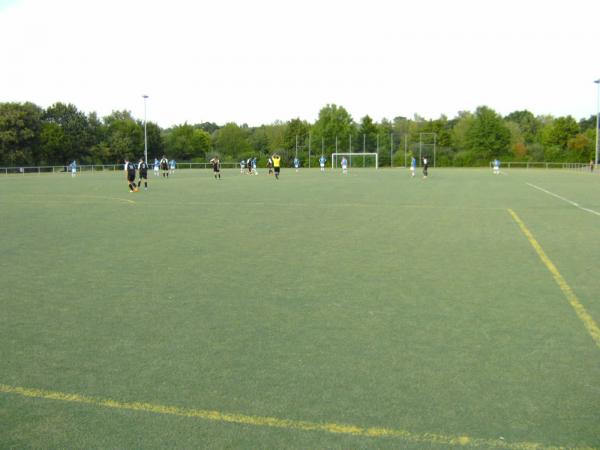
[331,153,378,169]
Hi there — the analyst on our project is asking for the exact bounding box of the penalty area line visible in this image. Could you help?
[508,209,600,351]
[526,183,600,216]
[0,383,579,450]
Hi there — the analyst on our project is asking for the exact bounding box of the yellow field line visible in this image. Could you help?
[508,209,600,350]
[0,384,592,449]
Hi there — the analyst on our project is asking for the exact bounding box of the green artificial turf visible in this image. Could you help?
[0,167,599,449]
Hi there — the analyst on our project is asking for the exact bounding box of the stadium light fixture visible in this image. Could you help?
[595,80,600,166]
[143,95,149,164]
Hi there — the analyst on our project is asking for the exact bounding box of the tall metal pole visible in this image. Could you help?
[390,133,393,168]
[308,133,311,168]
[143,95,149,163]
[295,135,298,159]
[595,79,600,165]
[363,134,366,167]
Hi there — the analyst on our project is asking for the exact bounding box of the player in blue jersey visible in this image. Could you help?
[252,157,258,175]
[240,159,246,174]
[293,157,300,172]
[493,159,500,175]
[70,160,77,177]
[319,155,326,172]
[410,156,416,177]
[169,159,176,174]
[341,157,348,175]
[153,158,160,177]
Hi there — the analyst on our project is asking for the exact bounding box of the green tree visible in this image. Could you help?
[505,110,540,144]
[312,104,354,152]
[163,123,210,161]
[42,102,91,164]
[103,110,144,163]
[0,102,43,166]
[540,116,579,154]
[212,122,252,160]
[463,106,511,163]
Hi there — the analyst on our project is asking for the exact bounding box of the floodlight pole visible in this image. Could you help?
[595,79,600,165]
[308,133,311,168]
[143,95,149,163]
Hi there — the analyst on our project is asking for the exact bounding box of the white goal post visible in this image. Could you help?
[331,153,378,169]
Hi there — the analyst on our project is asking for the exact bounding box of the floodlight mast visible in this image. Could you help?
[143,95,149,164]
[595,79,600,166]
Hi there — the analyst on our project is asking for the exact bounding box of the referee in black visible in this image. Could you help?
[137,158,149,190]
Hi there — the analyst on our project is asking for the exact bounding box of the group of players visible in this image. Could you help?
[122,153,447,192]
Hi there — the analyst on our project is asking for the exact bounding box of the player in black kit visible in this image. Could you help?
[137,158,148,190]
[125,159,138,192]
[210,156,221,179]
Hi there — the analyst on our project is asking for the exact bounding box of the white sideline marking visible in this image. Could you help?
[526,183,600,216]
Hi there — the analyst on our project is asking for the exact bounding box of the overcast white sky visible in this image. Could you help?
[1,0,599,127]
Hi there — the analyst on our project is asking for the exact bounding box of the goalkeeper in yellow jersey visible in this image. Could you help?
[272,153,281,180]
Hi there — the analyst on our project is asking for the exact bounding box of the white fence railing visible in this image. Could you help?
[0,162,240,175]
[1,161,598,175]
[490,161,596,170]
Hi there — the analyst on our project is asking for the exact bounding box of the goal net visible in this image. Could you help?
[331,153,378,169]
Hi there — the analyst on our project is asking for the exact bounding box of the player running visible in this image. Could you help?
[153,158,160,177]
[137,158,149,190]
[125,159,138,192]
[267,157,273,175]
[319,155,326,172]
[160,156,169,178]
[210,156,221,179]
[272,153,281,180]
[240,159,246,174]
[293,157,300,173]
[70,160,77,177]
[252,157,258,175]
[410,156,416,177]
[170,159,176,174]
[341,157,348,175]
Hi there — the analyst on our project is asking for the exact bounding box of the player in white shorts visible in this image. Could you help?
[493,159,500,175]
[341,157,348,175]
[410,156,416,177]
[319,155,326,172]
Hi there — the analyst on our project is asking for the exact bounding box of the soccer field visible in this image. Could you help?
[1,167,599,449]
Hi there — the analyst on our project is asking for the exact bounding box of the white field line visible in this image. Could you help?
[526,183,600,216]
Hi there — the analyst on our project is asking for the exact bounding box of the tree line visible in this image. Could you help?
[0,101,596,167]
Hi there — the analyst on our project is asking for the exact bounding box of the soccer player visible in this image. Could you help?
[341,157,348,175]
[319,155,326,172]
[210,156,221,179]
[160,155,169,178]
[70,160,77,177]
[422,157,429,179]
[247,157,253,175]
[252,157,258,175]
[170,159,176,174]
[293,157,300,172]
[240,159,246,174]
[125,159,138,192]
[493,158,500,175]
[153,158,160,177]
[272,153,281,180]
[267,157,273,175]
[138,158,149,190]
[410,156,416,177]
